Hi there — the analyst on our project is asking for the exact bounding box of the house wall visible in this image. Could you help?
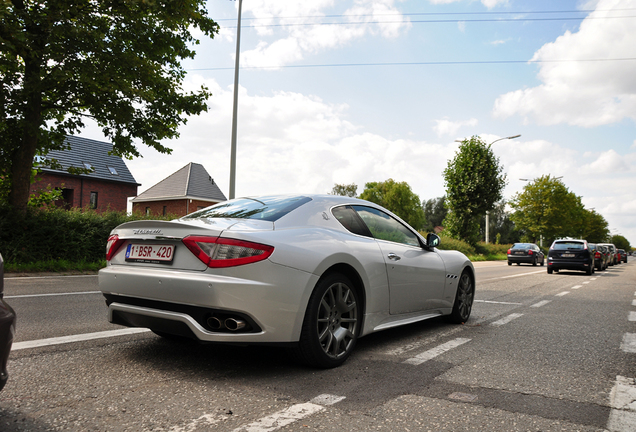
[31,172,137,212]
[132,199,218,217]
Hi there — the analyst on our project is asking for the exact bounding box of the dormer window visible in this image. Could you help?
[83,162,93,170]
[107,166,118,175]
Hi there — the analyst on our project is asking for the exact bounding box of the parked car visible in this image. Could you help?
[588,243,609,271]
[598,243,617,266]
[618,249,628,263]
[0,253,17,392]
[547,239,594,275]
[99,195,475,368]
[507,243,545,266]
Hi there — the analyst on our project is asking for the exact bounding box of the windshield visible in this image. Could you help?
[181,196,312,222]
[553,242,585,250]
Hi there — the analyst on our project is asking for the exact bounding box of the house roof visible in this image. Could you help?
[41,136,139,185]
[131,162,227,203]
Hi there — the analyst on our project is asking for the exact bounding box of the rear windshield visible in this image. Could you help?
[512,243,532,248]
[181,196,312,222]
[553,242,585,250]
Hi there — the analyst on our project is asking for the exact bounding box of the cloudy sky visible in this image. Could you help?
[80,0,636,243]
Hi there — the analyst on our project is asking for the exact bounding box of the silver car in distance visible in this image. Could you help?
[99,195,475,368]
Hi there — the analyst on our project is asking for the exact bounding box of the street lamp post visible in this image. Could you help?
[229,0,243,200]
[484,134,521,243]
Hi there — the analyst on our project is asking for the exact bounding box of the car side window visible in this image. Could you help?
[331,206,373,238]
[351,205,420,247]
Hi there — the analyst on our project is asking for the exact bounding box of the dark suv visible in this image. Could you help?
[588,243,609,271]
[547,239,594,275]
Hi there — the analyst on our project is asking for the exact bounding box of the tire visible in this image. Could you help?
[294,273,360,368]
[540,258,545,266]
[532,258,537,266]
[547,267,553,274]
[447,271,474,324]
[508,261,512,266]
[586,266,593,275]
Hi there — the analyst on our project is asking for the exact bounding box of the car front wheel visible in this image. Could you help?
[447,271,474,324]
[295,273,360,368]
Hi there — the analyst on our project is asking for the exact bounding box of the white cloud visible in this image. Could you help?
[493,0,636,126]
[428,0,508,8]
[433,118,478,137]
[239,0,411,68]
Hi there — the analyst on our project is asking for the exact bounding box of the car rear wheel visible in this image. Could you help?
[447,271,474,324]
[295,273,360,368]
[547,267,553,274]
[532,257,537,266]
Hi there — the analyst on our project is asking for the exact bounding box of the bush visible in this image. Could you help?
[0,204,178,266]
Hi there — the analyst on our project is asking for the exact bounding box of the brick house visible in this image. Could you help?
[30,136,139,212]
[131,163,226,217]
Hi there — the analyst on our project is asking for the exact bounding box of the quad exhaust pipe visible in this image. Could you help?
[206,316,247,332]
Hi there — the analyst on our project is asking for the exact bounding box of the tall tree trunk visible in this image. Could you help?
[8,57,42,215]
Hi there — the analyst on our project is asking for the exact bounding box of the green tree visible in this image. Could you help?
[422,196,447,232]
[510,175,586,244]
[582,209,610,243]
[359,179,425,229]
[480,200,520,245]
[0,0,219,213]
[611,234,631,251]
[331,183,358,197]
[443,136,507,244]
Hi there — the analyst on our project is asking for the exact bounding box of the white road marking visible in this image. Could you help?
[11,328,151,350]
[556,291,570,297]
[583,281,590,285]
[531,300,552,308]
[621,334,636,353]
[590,278,597,281]
[5,291,101,299]
[169,414,228,432]
[473,300,523,305]
[607,376,636,432]
[403,338,471,366]
[571,285,583,290]
[232,394,345,432]
[629,312,636,322]
[632,300,636,307]
[491,313,524,326]
[480,270,545,282]
[385,327,463,355]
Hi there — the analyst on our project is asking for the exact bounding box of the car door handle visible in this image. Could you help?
[387,253,401,261]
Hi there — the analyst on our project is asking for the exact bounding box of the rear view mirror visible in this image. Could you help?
[426,233,440,249]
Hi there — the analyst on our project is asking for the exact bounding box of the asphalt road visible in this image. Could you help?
[1,261,635,431]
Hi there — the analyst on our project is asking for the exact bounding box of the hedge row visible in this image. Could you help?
[0,204,176,264]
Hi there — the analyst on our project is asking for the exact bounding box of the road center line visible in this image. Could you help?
[491,313,524,326]
[232,394,345,432]
[571,285,583,290]
[5,291,101,299]
[11,328,151,350]
[474,300,523,305]
[480,270,545,282]
[403,338,471,365]
[531,300,552,308]
[556,291,570,297]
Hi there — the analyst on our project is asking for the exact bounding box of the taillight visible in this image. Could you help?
[507,249,511,254]
[182,236,274,268]
[595,252,601,259]
[528,250,534,255]
[106,234,126,261]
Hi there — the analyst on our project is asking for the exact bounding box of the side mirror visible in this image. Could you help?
[426,233,440,249]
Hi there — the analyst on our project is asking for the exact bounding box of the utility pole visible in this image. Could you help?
[229,0,243,199]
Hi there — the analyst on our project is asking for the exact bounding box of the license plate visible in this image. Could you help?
[515,251,524,255]
[561,253,575,258]
[125,244,175,264]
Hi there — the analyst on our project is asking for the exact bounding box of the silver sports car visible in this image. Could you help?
[99,194,475,368]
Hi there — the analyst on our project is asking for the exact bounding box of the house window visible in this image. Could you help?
[145,207,151,216]
[107,166,118,175]
[89,192,98,209]
[58,188,74,210]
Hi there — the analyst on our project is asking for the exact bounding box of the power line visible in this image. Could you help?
[215,8,636,22]
[188,58,636,72]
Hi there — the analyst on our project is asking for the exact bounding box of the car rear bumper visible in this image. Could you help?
[0,298,16,392]
[98,261,318,344]
[507,255,535,264]
[548,259,592,272]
